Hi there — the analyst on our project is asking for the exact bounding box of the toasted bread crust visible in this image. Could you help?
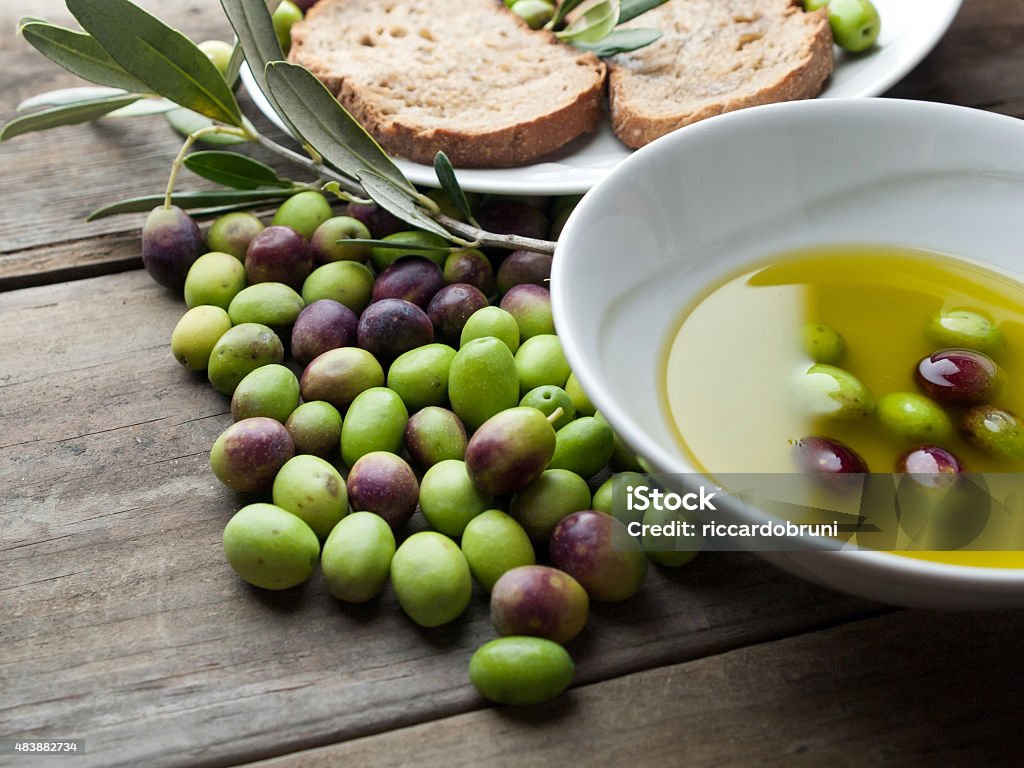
[609,1,835,148]
[289,0,607,168]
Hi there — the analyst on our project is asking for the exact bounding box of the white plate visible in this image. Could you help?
[243,0,962,195]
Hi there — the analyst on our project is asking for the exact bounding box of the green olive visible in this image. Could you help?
[509,0,556,29]
[926,309,1004,355]
[272,0,304,54]
[827,0,881,53]
[469,636,573,705]
[794,363,874,421]
[876,392,952,443]
[801,322,846,364]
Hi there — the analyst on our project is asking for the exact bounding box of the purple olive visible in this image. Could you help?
[896,445,965,477]
[793,436,868,475]
[549,511,647,602]
[291,299,359,367]
[245,225,313,290]
[426,283,489,345]
[499,284,555,340]
[490,565,589,644]
[141,205,204,290]
[346,451,419,531]
[346,201,405,239]
[209,417,295,493]
[915,348,1001,406]
[496,249,553,295]
[476,198,550,241]
[372,256,445,308]
[356,298,434,361]
[443,248,495,295]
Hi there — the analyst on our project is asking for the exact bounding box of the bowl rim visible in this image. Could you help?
[551,97,1024,588]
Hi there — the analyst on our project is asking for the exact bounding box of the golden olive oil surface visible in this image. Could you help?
[662,246,1024,566]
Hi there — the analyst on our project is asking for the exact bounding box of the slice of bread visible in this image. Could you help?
[608,0,834,148]
[289,0,607,168]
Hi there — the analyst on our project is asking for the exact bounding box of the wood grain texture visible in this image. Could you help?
[1,0,1022,287]
[0,273,881,767]
[246,609,1024,768]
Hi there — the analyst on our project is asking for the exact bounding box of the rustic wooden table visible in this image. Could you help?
[2,1,1023,766]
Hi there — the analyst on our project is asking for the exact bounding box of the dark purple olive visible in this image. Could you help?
[896,445,965,490]
[426,283,489,345]
[291,299,359,367]
[961,405,1024,460]
[141,205,204,290]
[372,256,445,308]
[356,298,434,361]
[244,225,313,290]
[443,248,495,294]
[915,348,1001,406]
[346,201,406,239]
[793,436,868,475]
[496,249,553,295]
[346,451,419,531]
[476,198,550,242]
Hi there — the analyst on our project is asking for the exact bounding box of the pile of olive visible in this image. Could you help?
[160,189,689,706]
[793,310,1024,480]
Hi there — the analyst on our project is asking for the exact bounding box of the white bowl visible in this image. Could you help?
[552,98,1024,609]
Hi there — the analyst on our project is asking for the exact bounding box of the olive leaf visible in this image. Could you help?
[1,94,142,141]
[618,0,670,24]
[18,21,151,94]
[265,62,413,194]
[65,0,243,127]
[557,0,621,44]
[184,151,294,190]
[165,108,252,146]
[18,86,125,110]
[356,170,454,241]
[87,188,295,220]
[219,0,296,134]
[433,152,477,225]
[572,27,662,56]
[548,0,589,29]
[18,88,177,118]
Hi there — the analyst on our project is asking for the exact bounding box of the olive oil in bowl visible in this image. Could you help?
[662,245,1024,565]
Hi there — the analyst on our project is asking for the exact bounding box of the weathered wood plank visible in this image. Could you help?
[0,0,300,274]
[0,271,882,768]
[245,609,1024,768]
[1,0,1023,288]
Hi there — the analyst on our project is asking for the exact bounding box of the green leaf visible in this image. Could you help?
[18,86,125,111]
[19,21,151,93]
[572,27,662,56]
[65,0,242,127]
[433,152,476,224]
[549,0,588,29]
[165,108,252,146]
[265,62,413,194]
[356,170,453,241]
[220,0,295,133]
[618,0,670,24]
[87,188,294,220]
[106,98,178,118]
[557,0,621,44]
[225,42,246,88]
[18,87,178,120]
[1,94,142,141]
[184,151,293,190]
